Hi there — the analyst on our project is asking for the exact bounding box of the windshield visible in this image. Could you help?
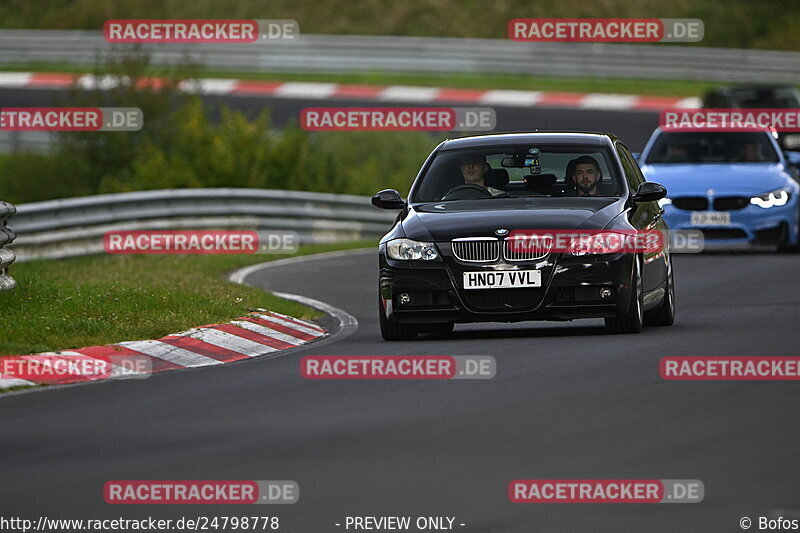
[732,87,800,108]
[645,132,780,164]
[410,144,622,203]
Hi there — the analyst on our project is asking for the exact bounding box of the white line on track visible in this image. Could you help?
[228,249,365,341]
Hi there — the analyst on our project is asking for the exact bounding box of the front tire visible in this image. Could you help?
[605,256,644,334]
[777,238,800,253]
[777,245,799,253]
[379,298,419,341]
[778,218,800,253]
[644,256,675,326]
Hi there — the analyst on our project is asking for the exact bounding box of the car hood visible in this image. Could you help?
[401,197,623,242]
[640,163,791,196]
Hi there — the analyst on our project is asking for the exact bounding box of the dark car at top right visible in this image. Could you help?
[702,84,800,151]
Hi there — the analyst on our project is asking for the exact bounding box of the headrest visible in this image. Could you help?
[564,158,579,181]
[485,168,509,187]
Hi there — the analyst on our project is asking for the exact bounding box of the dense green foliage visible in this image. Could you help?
[0,57,440,203]
[0,0,797,50]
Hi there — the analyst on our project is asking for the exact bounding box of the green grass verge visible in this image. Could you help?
[0,62,719,97]
[0,241,372,356]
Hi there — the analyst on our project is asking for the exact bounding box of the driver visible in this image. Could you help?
[458,154,504,196]
[664,142,690,163]
[568,155,602,196]
[736,141,761,162]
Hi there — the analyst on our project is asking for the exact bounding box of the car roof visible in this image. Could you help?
[651,127,772,137]
[709,84,798,93]
[439,132,616,150]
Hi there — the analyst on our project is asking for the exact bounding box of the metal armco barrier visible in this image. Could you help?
[11,188,396,261]
[0,201,17,291]
[0,30,798,83]
[0,131,54,155]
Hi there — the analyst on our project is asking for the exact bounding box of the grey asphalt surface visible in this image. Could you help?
[1,89,798,532]
[1,249,800,532]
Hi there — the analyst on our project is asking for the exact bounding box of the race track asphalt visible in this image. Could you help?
[1,249,800,532]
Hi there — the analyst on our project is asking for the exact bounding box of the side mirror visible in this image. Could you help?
[632,182,667,203]
[371,189,405,209]
[784,151,800,180]
[784,150,800,164]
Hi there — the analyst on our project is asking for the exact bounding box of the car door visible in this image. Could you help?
[615,141,667,293]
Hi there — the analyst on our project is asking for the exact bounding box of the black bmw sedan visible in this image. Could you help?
[372,132,675,340]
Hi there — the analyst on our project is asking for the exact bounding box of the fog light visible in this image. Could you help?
[398,293,411,305]
[599,287,613,300]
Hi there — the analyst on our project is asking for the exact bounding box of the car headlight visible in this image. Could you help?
[568,232,626,256]
[658,197,672,208]
[387,239,439,261]
[750,188,791,208]
[568,231,663,256]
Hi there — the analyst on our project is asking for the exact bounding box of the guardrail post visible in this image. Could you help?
[0,200,17,291]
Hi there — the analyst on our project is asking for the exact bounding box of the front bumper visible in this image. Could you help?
[379,250,635,324]
[663,201,798,245]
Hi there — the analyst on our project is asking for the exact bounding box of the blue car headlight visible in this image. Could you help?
[750,188,792,208]
[387,239,439,261]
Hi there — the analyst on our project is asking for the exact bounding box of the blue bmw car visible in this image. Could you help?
[638,129,800,252]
